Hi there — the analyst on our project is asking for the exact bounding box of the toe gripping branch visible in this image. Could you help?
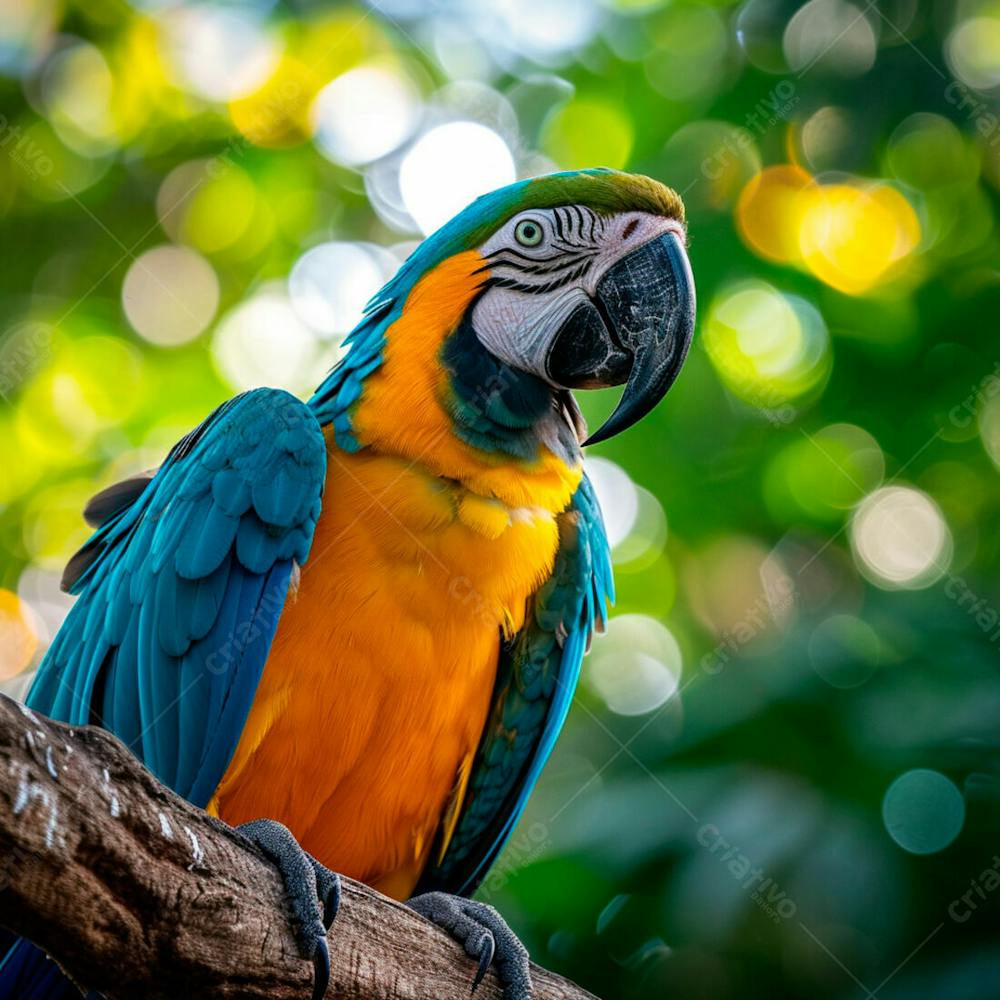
[232,819,341,1000]
[408,891,534,1000]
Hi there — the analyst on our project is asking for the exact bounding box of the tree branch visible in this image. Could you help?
[0,694,597,999]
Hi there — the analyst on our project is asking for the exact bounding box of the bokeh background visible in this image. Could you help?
[1,0,1000,997]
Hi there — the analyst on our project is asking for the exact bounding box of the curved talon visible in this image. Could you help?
[311,935,330,1000]
[310,861,341,931]
[472,932,495,992]
[408,891,533,999]
[322,879,341,932]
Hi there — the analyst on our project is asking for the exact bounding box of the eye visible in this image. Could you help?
[514,218,544,247]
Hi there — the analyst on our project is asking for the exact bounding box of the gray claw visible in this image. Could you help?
[408,891,532,1000]
[312,935,330,1000]
[473,932,495,992]
[234,819,340,1000]
[310,855,341,932]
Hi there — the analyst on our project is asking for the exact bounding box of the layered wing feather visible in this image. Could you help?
[417,474,613,896]
[25,388,326,807]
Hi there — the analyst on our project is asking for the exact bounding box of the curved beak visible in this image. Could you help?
[545,230,696,445]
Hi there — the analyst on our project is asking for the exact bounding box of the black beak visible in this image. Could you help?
[545,231,696,445]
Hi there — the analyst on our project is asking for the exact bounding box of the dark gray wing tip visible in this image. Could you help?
[82,470,156,528]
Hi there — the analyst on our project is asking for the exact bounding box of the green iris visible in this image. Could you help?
[514,218,544,247]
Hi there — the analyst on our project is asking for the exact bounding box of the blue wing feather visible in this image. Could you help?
[5,388,328,1000]
[417,473,613,896]
[23,387,326,806]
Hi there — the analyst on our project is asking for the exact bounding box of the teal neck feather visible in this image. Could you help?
[441,303,580,463]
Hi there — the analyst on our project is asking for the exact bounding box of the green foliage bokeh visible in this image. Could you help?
[1,2,1000,997]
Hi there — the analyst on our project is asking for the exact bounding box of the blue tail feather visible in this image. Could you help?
[0,937,89,999]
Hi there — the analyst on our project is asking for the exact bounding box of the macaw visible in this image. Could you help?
[0,168,694,999]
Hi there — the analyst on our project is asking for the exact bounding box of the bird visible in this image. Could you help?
[0,167,695,999]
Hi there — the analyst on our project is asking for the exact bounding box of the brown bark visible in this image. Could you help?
[0,694,597,999]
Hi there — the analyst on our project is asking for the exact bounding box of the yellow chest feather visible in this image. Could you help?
[210,444,567,898]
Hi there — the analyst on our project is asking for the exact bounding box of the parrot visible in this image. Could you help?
[0,168,695,1000]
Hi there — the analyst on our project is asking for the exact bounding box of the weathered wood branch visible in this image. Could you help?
[0,694,596,999]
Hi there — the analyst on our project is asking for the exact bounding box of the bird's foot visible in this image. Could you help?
[408,892,533,999]
[233,818,340,1000]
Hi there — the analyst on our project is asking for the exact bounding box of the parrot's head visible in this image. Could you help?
[455,169,694,445]
[313,169,695,495]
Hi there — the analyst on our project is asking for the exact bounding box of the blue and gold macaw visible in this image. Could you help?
[1,169,694,999]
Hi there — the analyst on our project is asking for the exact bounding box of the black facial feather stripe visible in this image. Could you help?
[483,253,595,288]
[473,252,594,279]
[487,260,591,295]
[487,250,597,276]
[554,205,604,247]
[551,240,596,255]
[484,246,555,262]
[516,256,597,277]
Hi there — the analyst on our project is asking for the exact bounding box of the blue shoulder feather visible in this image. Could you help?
[24,388,326,807]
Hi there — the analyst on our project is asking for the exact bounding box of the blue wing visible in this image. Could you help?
[417,474,613,896]
[24,388,326,807]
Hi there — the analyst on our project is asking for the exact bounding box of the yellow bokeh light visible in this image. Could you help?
[17,369,97,459]
[798,181,920,295]
[738,163,922,296]
[0,589,39,681]
[112,17,178,143]
[185,167,258,253]
[156,159,266,259]
[16,334,146,460]
[229,57,322,148]
[736,164,813,264]
[704,279,831,410]
[0,413,42,504]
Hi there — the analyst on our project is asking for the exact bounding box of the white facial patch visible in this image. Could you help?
[471,207,685,380]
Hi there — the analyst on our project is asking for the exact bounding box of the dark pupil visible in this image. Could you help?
[522,224,537,239]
